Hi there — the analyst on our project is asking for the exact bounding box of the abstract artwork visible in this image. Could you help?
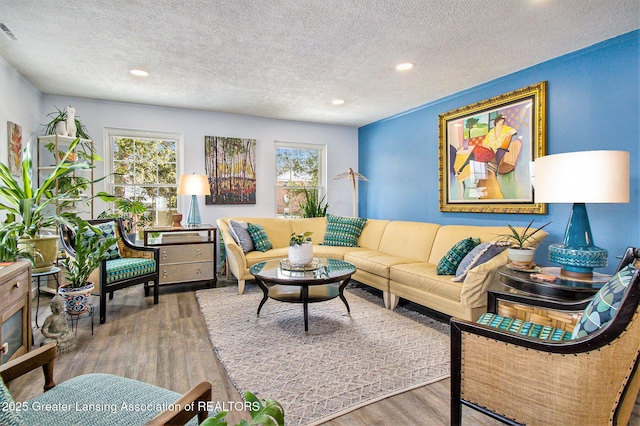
[7,121,22,176]
[204,136,256,204]
[438,82,547,214]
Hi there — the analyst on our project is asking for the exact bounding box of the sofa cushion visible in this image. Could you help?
[228,220,255,253]
[377,221,441,262]
[105,258,157,284]
[390,262,463,302]
[86,221,121,260]
[345,250,420,279]
[247,223,273,252]
[571,264,637,339]
[436,237,480,275]
[477,313,573,341]
[0,376,22,426]
[453,241,508,282]
[323,214,367,247]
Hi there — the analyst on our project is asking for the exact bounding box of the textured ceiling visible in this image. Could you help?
[0,0,638,127]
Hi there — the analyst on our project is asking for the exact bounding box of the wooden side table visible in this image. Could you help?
[498,265,610,302]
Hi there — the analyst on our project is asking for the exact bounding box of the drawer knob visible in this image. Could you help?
[163,270,168,278]
[196,268,202,276]
[13,281,20,289]
[162,251,168,260]
[0,343,7,354]
[196,249,202,257]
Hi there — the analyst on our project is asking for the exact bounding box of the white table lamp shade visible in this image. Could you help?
[534,150,629,203]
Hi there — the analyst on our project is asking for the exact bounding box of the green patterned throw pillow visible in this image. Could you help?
[571,264,637,339]
[247,223,273,252]
[85,221,121,260]
[322,214,367,247]
[436,237,480,275]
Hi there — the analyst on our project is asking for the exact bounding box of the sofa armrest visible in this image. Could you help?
[146,381,213,425]
[459,250,510,308]
[216,219,248,271]
[0,343,56,391]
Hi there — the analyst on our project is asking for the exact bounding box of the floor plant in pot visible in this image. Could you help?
[0,139,113,272]
[500,220,551,269]
[58,217,119,314]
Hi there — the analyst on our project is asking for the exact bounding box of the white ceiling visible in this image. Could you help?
[1,0,638,127]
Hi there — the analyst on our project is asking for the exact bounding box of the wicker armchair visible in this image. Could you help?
[450,247,640,425]
[60,218,160,324]
[0,343,212,425]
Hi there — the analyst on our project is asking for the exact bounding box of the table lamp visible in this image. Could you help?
[534,150,629,277]
[177,173,211,226]
[334,167,369,217]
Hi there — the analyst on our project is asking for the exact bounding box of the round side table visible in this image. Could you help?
[498,265,610,302]
[32,266,61,328]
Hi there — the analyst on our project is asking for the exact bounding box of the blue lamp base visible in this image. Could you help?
[549,202,607,278]
[186,194,202,227]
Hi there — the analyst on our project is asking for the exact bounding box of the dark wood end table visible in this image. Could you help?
[250,258,356,332]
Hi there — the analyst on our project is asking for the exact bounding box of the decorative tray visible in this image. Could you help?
[280,257,322,272]
[506,263,541,273]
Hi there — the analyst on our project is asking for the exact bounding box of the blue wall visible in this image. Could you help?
[358,30,639,274]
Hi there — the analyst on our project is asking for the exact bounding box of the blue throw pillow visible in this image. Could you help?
[322,214,367,247]
[85,221,121,260]
[247,223,273,252]
[453,241,508,282]
[436,237,480,275]
[228,220,255,253]
[571,264,637,339]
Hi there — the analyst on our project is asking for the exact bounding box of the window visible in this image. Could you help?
[105,129,182,224]
[275,142,325,217]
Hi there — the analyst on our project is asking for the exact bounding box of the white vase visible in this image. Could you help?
[289,242,313,266]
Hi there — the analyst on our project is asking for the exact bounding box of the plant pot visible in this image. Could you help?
[289,242,313,266]
[19,235,59,273]
[507,247,536,268]
[58,282,94,314]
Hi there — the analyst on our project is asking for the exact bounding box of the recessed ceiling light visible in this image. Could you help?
[129,69,149,77]
[396,63,414,71]
[332,99,345,106]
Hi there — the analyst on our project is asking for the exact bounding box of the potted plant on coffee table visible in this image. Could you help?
[0,139,113,272]
[58,217,119,314]
[499,220,551,269]
[289,231,313,267]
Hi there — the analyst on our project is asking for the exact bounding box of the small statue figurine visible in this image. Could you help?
[41,295,76,355]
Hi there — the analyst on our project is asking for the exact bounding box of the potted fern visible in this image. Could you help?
[289,231,313,266]
[58,217,119,313]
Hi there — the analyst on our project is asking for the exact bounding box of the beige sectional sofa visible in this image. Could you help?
[217,217,546,321]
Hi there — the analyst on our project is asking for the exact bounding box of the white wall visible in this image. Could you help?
[41,95,359,226]
[0,57,41,170]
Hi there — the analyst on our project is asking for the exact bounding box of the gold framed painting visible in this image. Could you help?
[438,81,547,214]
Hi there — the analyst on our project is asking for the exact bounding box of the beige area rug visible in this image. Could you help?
[196,284,450,426]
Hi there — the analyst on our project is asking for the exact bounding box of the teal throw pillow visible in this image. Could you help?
[85,221,121,260]
[0,376,22,426]
[452,241,508,282]
[247,223,273,252]
[436,237,480,275]
[322,214,367,247]
[571,264,637,339]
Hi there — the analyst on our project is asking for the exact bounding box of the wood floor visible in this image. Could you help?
[10,277,640,425]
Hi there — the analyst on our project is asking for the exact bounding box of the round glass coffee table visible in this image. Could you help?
[249,258,356,331]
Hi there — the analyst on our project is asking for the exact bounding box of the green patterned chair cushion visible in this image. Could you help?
[20,373,203,425]
[322,214,367,247]
[86,221,121,260]
[105,258,157,284]
[0,376,22,426]
[477,313,573,341]
[571,264,637,339]
[436,237,480,275]
[247,223,273,252]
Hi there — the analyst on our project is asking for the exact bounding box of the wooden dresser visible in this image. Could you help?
[0,261,31,364]
[144,225,216,287]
